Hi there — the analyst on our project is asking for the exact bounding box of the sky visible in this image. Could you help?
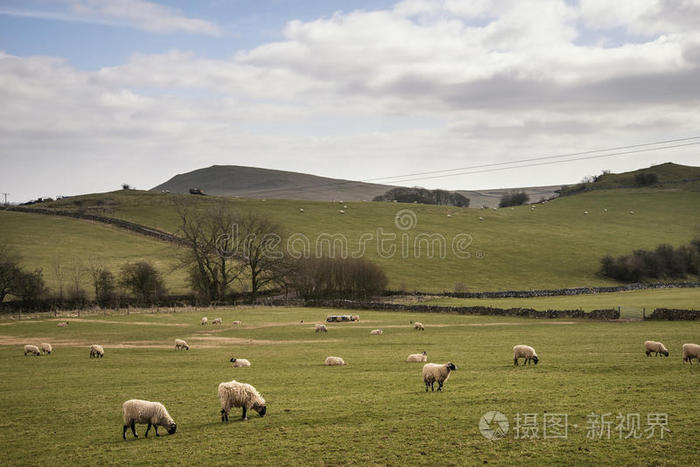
[1,0,699,203]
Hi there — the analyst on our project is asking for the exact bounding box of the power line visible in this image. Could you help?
[1,193,8,205]
[231,136,700,198]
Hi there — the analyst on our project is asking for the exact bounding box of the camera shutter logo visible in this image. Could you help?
[479,411,509,440]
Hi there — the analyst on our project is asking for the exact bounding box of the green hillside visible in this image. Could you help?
[561,162,700,194]
[11,183,699,293]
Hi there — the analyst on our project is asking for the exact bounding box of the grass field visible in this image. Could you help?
[11,185,700,293]
[407,287,700,319]
[1,307,698,465]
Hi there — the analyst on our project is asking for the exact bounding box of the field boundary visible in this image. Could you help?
[645,308,700,320]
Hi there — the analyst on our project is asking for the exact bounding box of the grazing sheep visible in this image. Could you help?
[339,210,345,214]
[414,322,425,331]
[603,208,608,213]
[201,317,208,325]
[644,340,669,357]
[352,315,360,322]
[315,323,328,333]
[40,343,52,355]
[89,344,104,358]
[122,399,177,439]
[447,214,452,217]
[479,216,484,221]
[422,362,457,392]
[24,344,41,356]
[230,358,251,367]
[583,211,589,215]
[174,339,189,350]
[407,351,427,363]
[324,356,345,366]
[299,208,304,213]
[232,320,242,325]
[57,322,68,327]
[682,343,700,364]
[629,210,635,215]
[212,318,222,325]
[370,329,383,335]
[513,345,538,365]
[218,380,267,421]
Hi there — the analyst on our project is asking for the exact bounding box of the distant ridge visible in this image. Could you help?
[150,165,396,201]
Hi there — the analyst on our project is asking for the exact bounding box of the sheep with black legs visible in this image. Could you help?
[24,344,41,356]
[315,323,328,333]
[201,317,208,325]
[682,343,700,364]
[41,343,52,355]
[414,322,424,331]
[122,399,176,439]
[513,345,538,365]
[218,380,267,422]
[212,318,222,325]
[422,362,456,392]
[644,340,669,357]
[175,339,189,350]
[90,344,104,358]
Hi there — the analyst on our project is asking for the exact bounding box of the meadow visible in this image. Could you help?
[6,186,700,293]
[1,307,698,465]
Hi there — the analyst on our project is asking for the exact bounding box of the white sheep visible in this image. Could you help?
[414,322,425,331]
[57,322,68,327]
[324,356,345,366]
[422,362,457,392]
[212,318,222,325]
[201,317,208,325]
[24,344,41,356]
[479,216,484,221]
[339,210,345,214]
[682,343,700,364]
[370,329,383,335]
[218,380,267,421]
[89,344,104,358]
[513,344,538,365]
[447,214,452,218]
[644,340,669,357]
[315,323,328,333]
[583,211,589,215]
[40,343,52,355]
[299,208,304,213]
[629,210,635,215]
[230,358,251,367]
[407,351,427,362]
[122,399,177,439]
[175,339,189,350]
[232,320,242,325]
[351,315,360,322]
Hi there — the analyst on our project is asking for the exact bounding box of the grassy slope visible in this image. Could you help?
[34,187,700,292]
[411,287,700,319]
[0,307,698,465]
[0,210,188,294]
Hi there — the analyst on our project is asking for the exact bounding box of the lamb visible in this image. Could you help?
[407,351,427,362]
[414,322,425,331]
[174,339,189,350]
[682,343,700,364]
[57,322,68,327]
[324,356,345,366]
[315,323,328,333]
[201,317,208,325]
[122,399,177,439]
[513,345,538,365]
[212,318,222,325]
[218,380,267,421]
[230,358,251,367]
[422,362,457,392]
[24,344,41,356]
[231,320,242,325]
[40,343,52,355]
[370,329,383,335]
[644,340,669,357]
[89,344,104,358]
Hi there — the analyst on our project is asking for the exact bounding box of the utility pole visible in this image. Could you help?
[1,193,9,206]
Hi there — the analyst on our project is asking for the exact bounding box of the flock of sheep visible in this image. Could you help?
[21,315,700,440]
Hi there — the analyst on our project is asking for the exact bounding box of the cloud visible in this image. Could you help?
[2,1,700,202]
[0,0,222,36]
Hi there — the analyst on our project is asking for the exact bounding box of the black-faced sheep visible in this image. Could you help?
[422,362,456,392]
[230,358,251,367]
[212,318,222,325]
[40,343,52,355]
[122,399,176,439]
[315,324,328,333]
[24,344,41,356]
[201,317,208,325]
[218,380,267,421]
[414,322,425,331]
[89,344,104,358]
[513,345,538,365]
[682,343,700,364]
[175,339,189,350]
[644,340,669,357]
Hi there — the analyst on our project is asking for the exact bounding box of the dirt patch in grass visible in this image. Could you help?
[48,318,188,327]
[189,336,337,346]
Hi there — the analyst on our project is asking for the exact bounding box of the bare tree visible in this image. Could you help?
[0,245,21,302]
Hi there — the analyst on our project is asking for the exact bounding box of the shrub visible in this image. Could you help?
[13,269,47,303]
[499,191,530,208]
[95,270,118,307]
[600,238,700,282]
[634,172,658,186]
[291,257,388,299]
[119,261,166,304]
